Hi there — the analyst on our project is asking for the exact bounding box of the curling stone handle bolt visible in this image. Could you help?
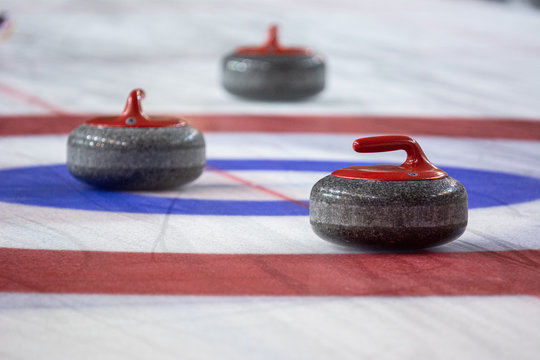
[352,135,442,174]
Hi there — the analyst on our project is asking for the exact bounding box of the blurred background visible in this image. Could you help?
[1,0,539,117]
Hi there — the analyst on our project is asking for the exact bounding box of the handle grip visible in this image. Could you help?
[353,135,439,172]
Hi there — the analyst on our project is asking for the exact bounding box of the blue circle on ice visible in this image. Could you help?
[0,159,539,216]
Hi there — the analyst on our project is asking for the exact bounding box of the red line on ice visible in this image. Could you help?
[207,165,309,209]
[1,114,539,140]
[0,82,69,116]
[1,247,539,296]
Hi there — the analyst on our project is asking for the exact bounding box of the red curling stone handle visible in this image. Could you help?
[332,135,447,181]
[85,89,185,128]
[263,25,280,51]
[235,25,310,56]
[354,135,436,170]
[122,89,147,121]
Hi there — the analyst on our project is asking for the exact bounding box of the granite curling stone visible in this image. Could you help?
[309,136,468,250]
[222,25,325,101]
[67,89,205,190]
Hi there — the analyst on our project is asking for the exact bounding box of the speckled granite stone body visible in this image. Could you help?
[309,175,468,250]
[67,124,205,190]
[222,53,325,100]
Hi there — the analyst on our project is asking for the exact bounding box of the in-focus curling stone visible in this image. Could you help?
[67,89,205,190]
[309,136,468,250]
[222,25,325,101]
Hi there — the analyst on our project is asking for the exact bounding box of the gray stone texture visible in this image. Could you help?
[67,124,205,190]
[222,53,325,100]
[310,175,468,250]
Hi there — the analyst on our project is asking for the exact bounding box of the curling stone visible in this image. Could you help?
[222,25,325,101]
[309,136,468,250]
[67,89,205,190]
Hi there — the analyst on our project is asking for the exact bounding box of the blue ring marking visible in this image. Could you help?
[206,159,353,172]
[0,160,539,216]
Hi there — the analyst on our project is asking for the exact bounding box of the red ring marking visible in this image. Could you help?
[1,114,539,140]
[1,247,539,296]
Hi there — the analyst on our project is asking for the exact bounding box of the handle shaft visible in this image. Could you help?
[121,89,147,119]
[262,25,280,50]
